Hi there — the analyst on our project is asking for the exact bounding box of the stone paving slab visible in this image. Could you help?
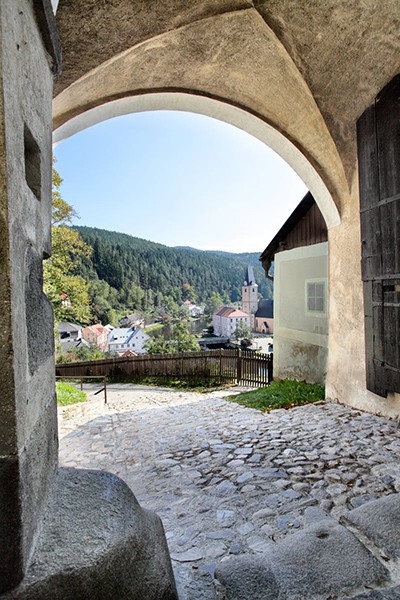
[344,494,400,560]
[58,384,400,599]
[215,520,390,599]
[347,588,400,600]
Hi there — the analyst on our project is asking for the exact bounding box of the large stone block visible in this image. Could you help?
[2,468,178,600]
[215,521,390,599]
[344,493,400,560]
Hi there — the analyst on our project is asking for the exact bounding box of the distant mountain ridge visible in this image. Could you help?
[72,226,272,318]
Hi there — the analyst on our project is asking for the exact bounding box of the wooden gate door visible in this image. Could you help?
[357,74,400,397]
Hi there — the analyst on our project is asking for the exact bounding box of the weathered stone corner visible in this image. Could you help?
[214,495,400,600]
[1,468,178,600]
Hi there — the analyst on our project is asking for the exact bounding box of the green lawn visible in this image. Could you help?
[228,379,325,411]
[143,323,164,334]
[56,381,87,405]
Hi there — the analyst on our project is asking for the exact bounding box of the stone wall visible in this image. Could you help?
[0,1,56,590]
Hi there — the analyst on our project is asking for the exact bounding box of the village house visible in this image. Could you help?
[59,337,90,354]
[213,306,251,338]
[119,313,144,328]
[81,323,109,351]
[261,192,328,384]
[254,299,274,334]
[182,299,204,318]
[108,327,150,355]
[118,349,138,358]
[57,322,82,341]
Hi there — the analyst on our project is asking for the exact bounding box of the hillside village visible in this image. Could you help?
[56,265,274,360]
[56,192,332,389]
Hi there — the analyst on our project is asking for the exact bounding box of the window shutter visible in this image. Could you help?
[357,74,400,397]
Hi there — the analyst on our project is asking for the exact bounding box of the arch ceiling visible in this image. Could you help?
[52,1,400,226]
[53,92,340,229]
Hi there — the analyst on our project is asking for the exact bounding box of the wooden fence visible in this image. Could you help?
[56,349,273,387]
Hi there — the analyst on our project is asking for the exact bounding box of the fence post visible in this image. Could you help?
[237,348,242,384]
[267,353,273,383]
[219,349,223,384]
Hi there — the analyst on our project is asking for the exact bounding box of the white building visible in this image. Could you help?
[261,193,328,384]
[181,300,205,318]
[213,307,251,338]
[108,327,150,355]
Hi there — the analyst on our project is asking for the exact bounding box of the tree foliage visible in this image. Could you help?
[145,321,200,354]
[72,226,273,323]
[233,320,254,348]
[44,163,92,324]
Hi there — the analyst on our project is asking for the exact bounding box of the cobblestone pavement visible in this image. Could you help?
[58,385,400,599]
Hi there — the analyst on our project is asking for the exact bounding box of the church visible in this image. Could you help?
[242,266,274,334]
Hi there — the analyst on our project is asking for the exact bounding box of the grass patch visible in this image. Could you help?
[228,379,325,411]
[144,323,164,334]
[56,382,87,405]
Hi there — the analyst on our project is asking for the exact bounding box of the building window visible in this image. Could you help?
[306,281,326,314]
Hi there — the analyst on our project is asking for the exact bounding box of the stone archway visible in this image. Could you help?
[53,92,340,229]
[50,0,400,416]
[1,0,400,596]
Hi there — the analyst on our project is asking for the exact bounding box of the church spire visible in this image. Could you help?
[244,265,256,286]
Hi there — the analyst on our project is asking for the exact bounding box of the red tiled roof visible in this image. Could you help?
[214,306,249,318]
[85,324,108,335]
[214,306,234,317]
[229,309,250,318]
[117,349,138,357]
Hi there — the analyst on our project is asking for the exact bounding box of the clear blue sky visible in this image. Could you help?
[54,111,307,253]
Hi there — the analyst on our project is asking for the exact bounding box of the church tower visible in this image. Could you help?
[242,266,259,326]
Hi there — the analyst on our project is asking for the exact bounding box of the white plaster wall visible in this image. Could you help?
[213,314,222,336]
[274,243,328,385]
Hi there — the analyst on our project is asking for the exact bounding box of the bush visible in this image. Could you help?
[228,379,325,411]
[56,381,87,405]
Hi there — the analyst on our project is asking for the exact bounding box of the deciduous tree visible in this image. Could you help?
[44,162,92,324]
[145,321,200,354]
[233,320,254,348]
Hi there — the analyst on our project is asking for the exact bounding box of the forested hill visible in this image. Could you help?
[73,226,272,320]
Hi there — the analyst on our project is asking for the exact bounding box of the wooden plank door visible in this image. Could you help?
[357,74,400,397]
